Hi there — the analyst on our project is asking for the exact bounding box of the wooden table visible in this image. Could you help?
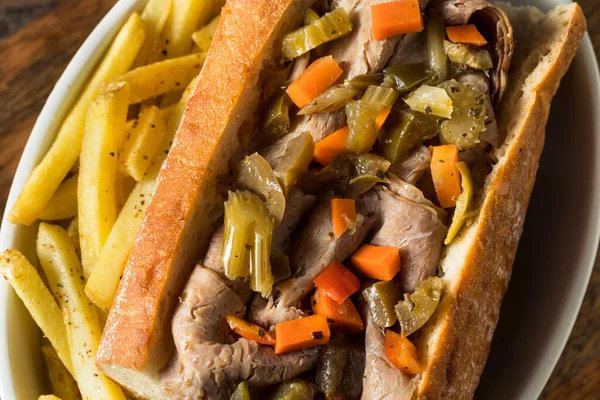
[0,0,598,398]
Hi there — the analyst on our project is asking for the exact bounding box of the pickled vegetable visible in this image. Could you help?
[238,153,285,225]
[305,8,320,25]
[298,86,359,115]
[316,341,365,400]
[346,86,399,152]
[263,94,292,140]
[231,381,251,400]
[379,108,438,163]
[443,41,493,70]
[438,80,486,149]
[271,251,292,283]
[282,8,353,60]
[383,63,433,93]
[275,132,315,195]
[426,9,448,83]
[300,152,391,197]
[404,85,453,118]
[222,191,275,297]
[363,280,401,329]
[445,162,474,244]
[395,276,443,336]
[344,73,384,91]
[270,379,317,400]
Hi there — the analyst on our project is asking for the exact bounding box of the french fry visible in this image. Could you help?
[39,396,62,400]
[41,341,81,400]
[85,76,198,312]
[116,52,205,104]
[114,172,137,214]
[120,106,166,181]
[39,175,78,221]
[124,104,175,132]
[36,223,126,400]
[0,250,73,375]
[9,14,146,226]
[134,0,173,67]
[191,14,221,53]
[67,217,81,258]
[78,83,130,278]
[161,0,224,59]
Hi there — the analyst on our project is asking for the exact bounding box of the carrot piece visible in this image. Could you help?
[446,24,487,46]
[430,144,461,208]
[274,315,331,354]
[351,244,401,281]
[376,106,392,130]
[286,56,344,108]
[313,262,361,304]
[312,287,364,333]
[314,126,350,166]
[226,315,276,346]
[371,0,423,41]
[384,330,423,375]
[330,198,356,238]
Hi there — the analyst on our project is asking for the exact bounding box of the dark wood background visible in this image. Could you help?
[0,0,598,398]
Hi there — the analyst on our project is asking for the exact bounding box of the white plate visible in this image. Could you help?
[1,0,597,399]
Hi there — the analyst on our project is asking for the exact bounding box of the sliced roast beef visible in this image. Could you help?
[161,267,319,399]
[362,312,415,400]
[388,145,431,185]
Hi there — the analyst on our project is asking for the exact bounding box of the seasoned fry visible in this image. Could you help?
[78,83,130,278]
[161,0,224,59]
[134,0,173,66]
[120,106,166,181]
[114,172,137,214]
[191,15,221,53]
[116,52,205,104]
[38,175,78,221]
[36,223,126,400]
[41,342,81,400]
[66,217,81,258]
[0,250,73,375]
[86,76,198,312]
[9,14,146,226]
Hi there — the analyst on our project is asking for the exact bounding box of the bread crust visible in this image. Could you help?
[416,4,586,399]
[97,0,310,396]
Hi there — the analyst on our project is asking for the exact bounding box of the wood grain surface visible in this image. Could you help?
[0,0,598,398]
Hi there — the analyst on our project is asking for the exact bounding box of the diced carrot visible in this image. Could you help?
[371,0,423,41]
[226,315,276,346]
[446,24,487,46]
[384,330,423,375]
[286,56,344,108]
[274,315,331,354]
[351,244,401,281]
[376,106,392,130]
[313,262,361,304]
[430,144,461,208]
[314,126,350,166]
[312,287,364,333]
[330,198,356,238]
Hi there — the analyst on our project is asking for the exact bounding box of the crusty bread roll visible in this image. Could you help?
[96,1,586,398]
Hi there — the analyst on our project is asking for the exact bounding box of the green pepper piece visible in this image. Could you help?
[445,162,474,244]
[270,251,292,283]
[363,280,401,329]
[383,63,433,94]
[379,108,439,163]
[270,379,318,400]
[237,153,285,225]
[231,381,252,400]
[298,86,359,115]
[282,8,353,60]
[344,73,384,91]
[443,41,493,71]
[395,276,443,336]
[426,9,448,84]
[304,8,320,25]
[316,341,365,400]
[274,132,315,196]
[263,94,292,140]
[222,191,275,297]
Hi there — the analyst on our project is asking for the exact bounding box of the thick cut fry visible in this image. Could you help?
[85,76,198,312]
[0,250,73,375]
[41,342,81,400]
[39,175,78,221]
[67,217,80,258]
[120,106,166,181]
[9,14,146,226]
[134,0,173,67]
[191,15,221,52]
[116,53,205,104]
[78,83,130,278]
[161,0,225,59]
[36,223,126,400]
